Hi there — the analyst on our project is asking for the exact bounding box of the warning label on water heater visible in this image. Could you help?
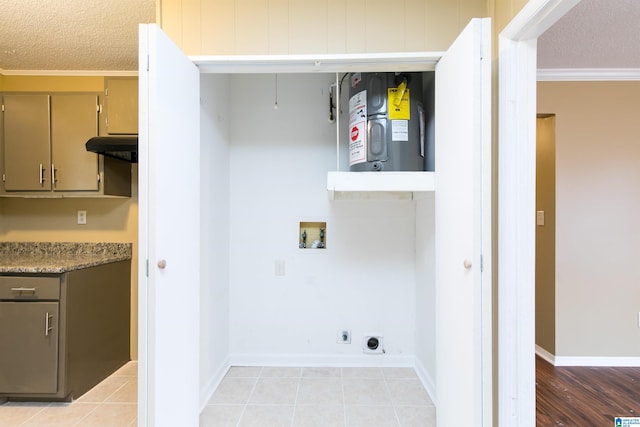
[349,90,367,166]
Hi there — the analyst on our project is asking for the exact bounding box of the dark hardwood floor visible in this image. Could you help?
[537,356,640,426]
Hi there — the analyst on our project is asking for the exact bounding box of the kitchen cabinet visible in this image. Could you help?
[104,78,138,135]
[0,93,131,197]
[0,261,131,401]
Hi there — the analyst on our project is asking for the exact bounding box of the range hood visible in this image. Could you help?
[86,136,138,163]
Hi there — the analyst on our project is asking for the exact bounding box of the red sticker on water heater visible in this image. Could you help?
[351,126,359,141]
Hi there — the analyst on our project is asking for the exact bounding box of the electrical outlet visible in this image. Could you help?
[337,330,351,344]
[77,210,87,225]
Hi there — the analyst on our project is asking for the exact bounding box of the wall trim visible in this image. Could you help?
[535,345,556,365]
[227,353,416,368]
[554,356,640,367]
[199,357,230,411]
[537,68,640,81]
[0,69,138,77]
[414,358,436,406]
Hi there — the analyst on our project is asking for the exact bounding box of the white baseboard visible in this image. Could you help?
[199,357,230,411]
[413,358,436,406]
[554,356,640,367]
[227,353,416,368]
[535,345,555,365]
[536,345,640,367]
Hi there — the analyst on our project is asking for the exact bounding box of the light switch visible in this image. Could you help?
[536,211,545,226]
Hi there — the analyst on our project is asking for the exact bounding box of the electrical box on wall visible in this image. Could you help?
[299,221,326,249]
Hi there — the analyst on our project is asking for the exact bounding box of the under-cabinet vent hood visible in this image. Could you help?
[86,136,138,163]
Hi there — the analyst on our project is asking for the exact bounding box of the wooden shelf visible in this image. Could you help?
[327,171,435,200]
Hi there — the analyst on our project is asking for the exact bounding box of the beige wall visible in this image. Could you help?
[538,81,640,358]
[535,115,556,354]
[0,75,139,360]
[159,0,488,55]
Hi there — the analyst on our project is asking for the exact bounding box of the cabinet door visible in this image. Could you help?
[2,95,51,191]
[435,18,492,426]
[51,95,100,191]
[105,78,138,134]
[0,302,59,394]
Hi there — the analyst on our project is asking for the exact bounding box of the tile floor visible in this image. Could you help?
[0,361,138,427]
[0,363,436,427]
[200,366,436,427]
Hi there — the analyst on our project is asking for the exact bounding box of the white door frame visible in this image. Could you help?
[498,0,581,425]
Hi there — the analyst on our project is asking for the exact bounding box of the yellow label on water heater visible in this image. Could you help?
[388,87,410,120]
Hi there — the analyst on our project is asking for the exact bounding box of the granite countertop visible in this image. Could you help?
[0,242,132,274]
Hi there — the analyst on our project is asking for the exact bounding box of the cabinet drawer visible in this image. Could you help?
[0,277,60,300]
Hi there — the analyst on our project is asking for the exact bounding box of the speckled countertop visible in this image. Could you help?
[0,242,132,274]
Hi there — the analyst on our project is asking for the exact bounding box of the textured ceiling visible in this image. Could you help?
[538,0,640,69]
[0,0,155,73]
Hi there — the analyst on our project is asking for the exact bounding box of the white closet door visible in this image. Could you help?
[435,18,492,426]
[138,24,201,427]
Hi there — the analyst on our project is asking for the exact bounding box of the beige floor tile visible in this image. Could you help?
[105,379,137,403]
[341,367,383,379]
[301,367,341,378]
[199,404,244,427]
[77,376,130,403]
[0,402,48,427]
[345,405,399,427]
[381,367,418,379]
[226,366,262,378]
[343,379,392,405]
[74,403,137,427]
[395,405,436,427]
[249,378,299,404]
[386,380,433,406]
[238,405,294,427]
[292,404,345,427]
[20,402,98,427]
[260,367,302,378]
[112,361,138,377]
[209,377,257,404]
[296,378,343,405]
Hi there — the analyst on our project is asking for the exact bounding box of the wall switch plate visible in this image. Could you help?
[77,210,87,225]
[536,211,545,226]
[275,259,285,276]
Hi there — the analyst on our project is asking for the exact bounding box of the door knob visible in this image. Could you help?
[157,259,167,269]
[463,259,472,270]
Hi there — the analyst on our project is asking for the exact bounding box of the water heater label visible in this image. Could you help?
[349,90,367,165]
[391,120,409,141]
[388,87,410,120]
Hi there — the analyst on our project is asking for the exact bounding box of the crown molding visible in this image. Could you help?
[0,69,137,77]
[537,68,640,81]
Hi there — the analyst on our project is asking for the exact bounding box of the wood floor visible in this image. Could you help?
[537,356,640,426]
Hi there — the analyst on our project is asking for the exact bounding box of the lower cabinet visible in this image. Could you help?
[0,261,131,401]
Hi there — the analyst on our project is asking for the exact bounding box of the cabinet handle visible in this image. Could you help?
[157,259,167,269]
[39,163,45,184]
[464,259,472,270]
[11,287,36,294]
[51,163,57,184]
[45,312,54,337]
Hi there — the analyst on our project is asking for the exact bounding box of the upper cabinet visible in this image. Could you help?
[0,93,131,197]
[104,78,138,135]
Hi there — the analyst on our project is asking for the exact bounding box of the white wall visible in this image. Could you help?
[227,73,420,363]
[415,196,436,387]
[200,74,231,401]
